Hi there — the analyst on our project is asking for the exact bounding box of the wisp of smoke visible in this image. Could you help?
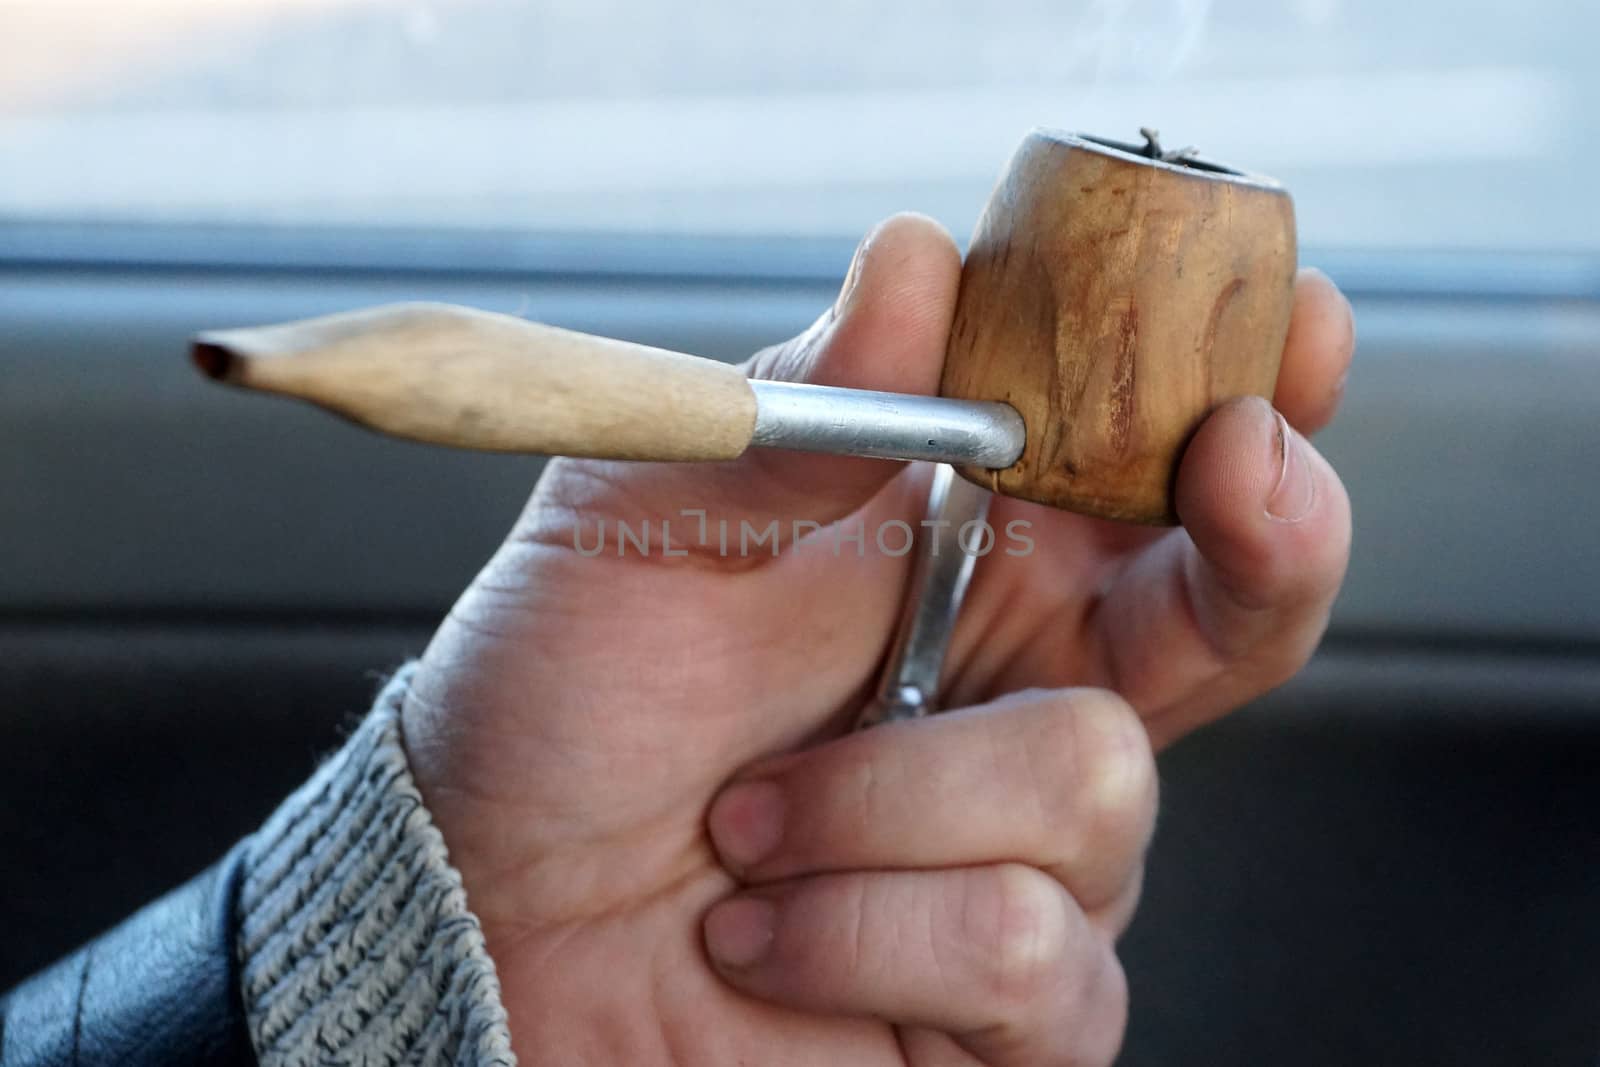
[1070,0,1216,90]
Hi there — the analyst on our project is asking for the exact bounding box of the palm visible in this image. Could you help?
[401,457,1169,1064]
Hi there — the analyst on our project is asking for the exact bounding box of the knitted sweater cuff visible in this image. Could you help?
[234,665,516,1066]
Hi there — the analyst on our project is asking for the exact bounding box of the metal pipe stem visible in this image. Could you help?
[856,464,993,728]
[750,380,1025,470]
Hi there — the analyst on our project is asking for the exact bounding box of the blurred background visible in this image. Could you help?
[3,0,1598,248]
[1,1,1597,1064]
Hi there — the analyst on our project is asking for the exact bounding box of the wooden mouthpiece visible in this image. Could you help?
[192,302,759,462]
[940,129,1298,524]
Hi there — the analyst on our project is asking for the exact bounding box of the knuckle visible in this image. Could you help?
[1015,691,1158,887]
[1066,691,1158,848]
[1033,936,1129,1067]
[1254,612,1329,689]
[742,339,786,380]
[744,325,823,383]
[1072,953,1130,1067]
[964,864,1072,1013]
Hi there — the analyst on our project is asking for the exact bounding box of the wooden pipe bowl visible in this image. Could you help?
[940,130,1298,525]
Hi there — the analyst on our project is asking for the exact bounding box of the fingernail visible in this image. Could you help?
[708,781,785,871]
[1266,412,1316,523]
[705,897,775,969]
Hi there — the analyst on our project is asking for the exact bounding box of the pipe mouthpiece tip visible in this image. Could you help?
[191,339,236,381]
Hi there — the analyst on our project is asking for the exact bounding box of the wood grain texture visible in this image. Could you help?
[941,130,1298,524]
[193,302,758,462]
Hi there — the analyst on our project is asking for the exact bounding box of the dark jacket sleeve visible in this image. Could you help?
[0,842,256,1067]
[1,668,514,1066]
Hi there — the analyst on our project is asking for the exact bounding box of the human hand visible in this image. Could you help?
[401,213,1353,1064]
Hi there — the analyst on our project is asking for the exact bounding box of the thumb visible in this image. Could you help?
[532,213,962,548]
[728,211,963,527]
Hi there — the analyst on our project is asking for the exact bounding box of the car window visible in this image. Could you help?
[1,0,1594,251]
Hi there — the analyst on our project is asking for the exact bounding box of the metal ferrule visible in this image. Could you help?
[749,379,1025,470]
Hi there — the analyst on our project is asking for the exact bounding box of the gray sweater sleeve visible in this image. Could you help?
[233,666,518,1066]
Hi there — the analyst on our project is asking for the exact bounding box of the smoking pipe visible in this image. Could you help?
[191,129,1297,720]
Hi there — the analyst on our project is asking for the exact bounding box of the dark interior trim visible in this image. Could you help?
[4,227,1598,646]
[5,219,1599,302]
